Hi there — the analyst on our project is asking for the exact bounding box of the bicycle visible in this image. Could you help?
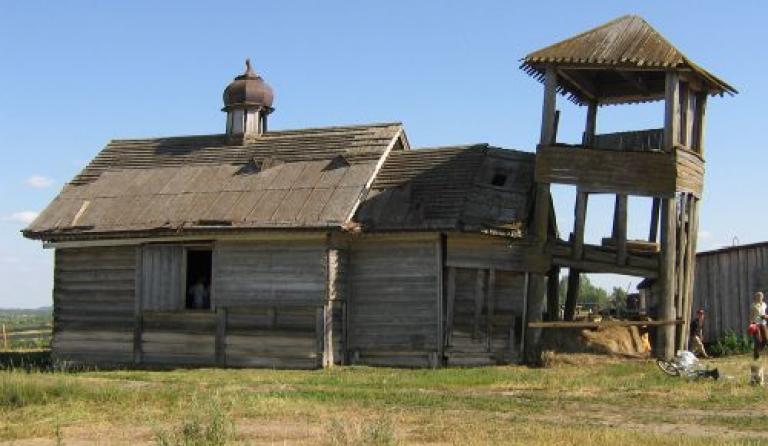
[656,351,719,380]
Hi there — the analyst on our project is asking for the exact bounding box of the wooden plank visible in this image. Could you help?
[649,198,661,243]
[657,196,677,359]
[487,268,496,351]
[675,194,690,351]
[546,267,560,321]
[554,257,658,279]
[540,65,558,145]
[473,269,485,340]
[134,245,143,364]
[693,93,708,156]
[529,319,683,328]
[436,237,444,366]
[583,101,597,146]
[572,190,588,260]
[215,307,227,366]
[615,194,628,266]
[564,270,579,321]
[535,145,677,197]
[664,71,680,152]
[445,266,456,347]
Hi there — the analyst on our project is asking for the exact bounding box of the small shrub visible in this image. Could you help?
[709,330,753,357]
[154,395,236,446]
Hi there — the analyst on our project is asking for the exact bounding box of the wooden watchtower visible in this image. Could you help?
[521,15,736,359]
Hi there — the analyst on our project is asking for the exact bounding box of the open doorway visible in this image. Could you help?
[185,249,212,310]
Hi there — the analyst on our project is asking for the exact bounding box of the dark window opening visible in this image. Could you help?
[186,249,212,310]
[491,172,507,187]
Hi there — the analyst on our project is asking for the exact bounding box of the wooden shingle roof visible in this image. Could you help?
[355,145,535,234]
[521,15,736,104]
[25,123,405,241]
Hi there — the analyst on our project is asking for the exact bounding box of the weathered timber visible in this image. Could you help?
[446,234,547,273]
[546,267,560,321]
[347,238,440,366]
[572,190,588,260]
[141,245,185,311]
[528,319,683,328]
[615,194,628,266]
[214,241,326,306]
[535,145,702,197]
[564,270,580,321]
[215,307,227,365]
[649,198,661,243]
[445,267,457,347]
[694,242,768,342]
[657,197,677,359]
[473,269,485,339]
[53,246,137,365]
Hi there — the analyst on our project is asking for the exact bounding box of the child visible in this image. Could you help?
[689,309,709,358]
[750,291,768,360]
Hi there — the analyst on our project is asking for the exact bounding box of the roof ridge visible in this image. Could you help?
[107,122,403,144]
[265,121,403,135]
[408,143,489,152]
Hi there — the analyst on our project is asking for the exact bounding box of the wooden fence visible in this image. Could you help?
[1,324,52,349]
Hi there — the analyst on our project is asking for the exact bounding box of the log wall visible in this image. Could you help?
[214,241,326,306]
[52,246,137,364]
[211,240,326,367]
[447,234,547,273]
[693,244,768,342]
[347,237,440,367]
[141,311,216,365]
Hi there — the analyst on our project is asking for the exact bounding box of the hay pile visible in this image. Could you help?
[541,325,652,359]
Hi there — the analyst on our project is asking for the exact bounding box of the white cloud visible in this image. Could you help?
[6,211,39,224]
[24,175,54,188]
[698,230,713,240]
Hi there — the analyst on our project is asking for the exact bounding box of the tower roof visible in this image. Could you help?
[521,15,737,104]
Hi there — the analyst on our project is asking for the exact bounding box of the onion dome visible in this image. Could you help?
[222,59,274,111]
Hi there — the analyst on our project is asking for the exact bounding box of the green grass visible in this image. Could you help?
[1,354,767,444]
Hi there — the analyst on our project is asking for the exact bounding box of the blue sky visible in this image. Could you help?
[1,1,765,307]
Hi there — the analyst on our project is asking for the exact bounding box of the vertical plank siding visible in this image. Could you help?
[348,239,439,367]
[141,245,184,311]
[53,246,137,364]
[693,244,768,342]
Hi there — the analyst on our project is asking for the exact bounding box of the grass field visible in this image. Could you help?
[2,353,768,445]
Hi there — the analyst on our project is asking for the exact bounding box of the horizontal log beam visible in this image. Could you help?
[552,256,658,278]
[528,319,683,328]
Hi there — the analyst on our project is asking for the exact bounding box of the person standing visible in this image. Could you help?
[689,308,709,358]
[750,292,768,360]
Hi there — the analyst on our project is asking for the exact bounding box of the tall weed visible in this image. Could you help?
[154,395,236,446]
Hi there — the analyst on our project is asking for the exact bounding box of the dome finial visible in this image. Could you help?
[245,58,255,76]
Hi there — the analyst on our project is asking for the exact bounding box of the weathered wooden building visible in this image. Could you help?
[24,15,735,367]
[693,243,768,342]
[24,61,544,368]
